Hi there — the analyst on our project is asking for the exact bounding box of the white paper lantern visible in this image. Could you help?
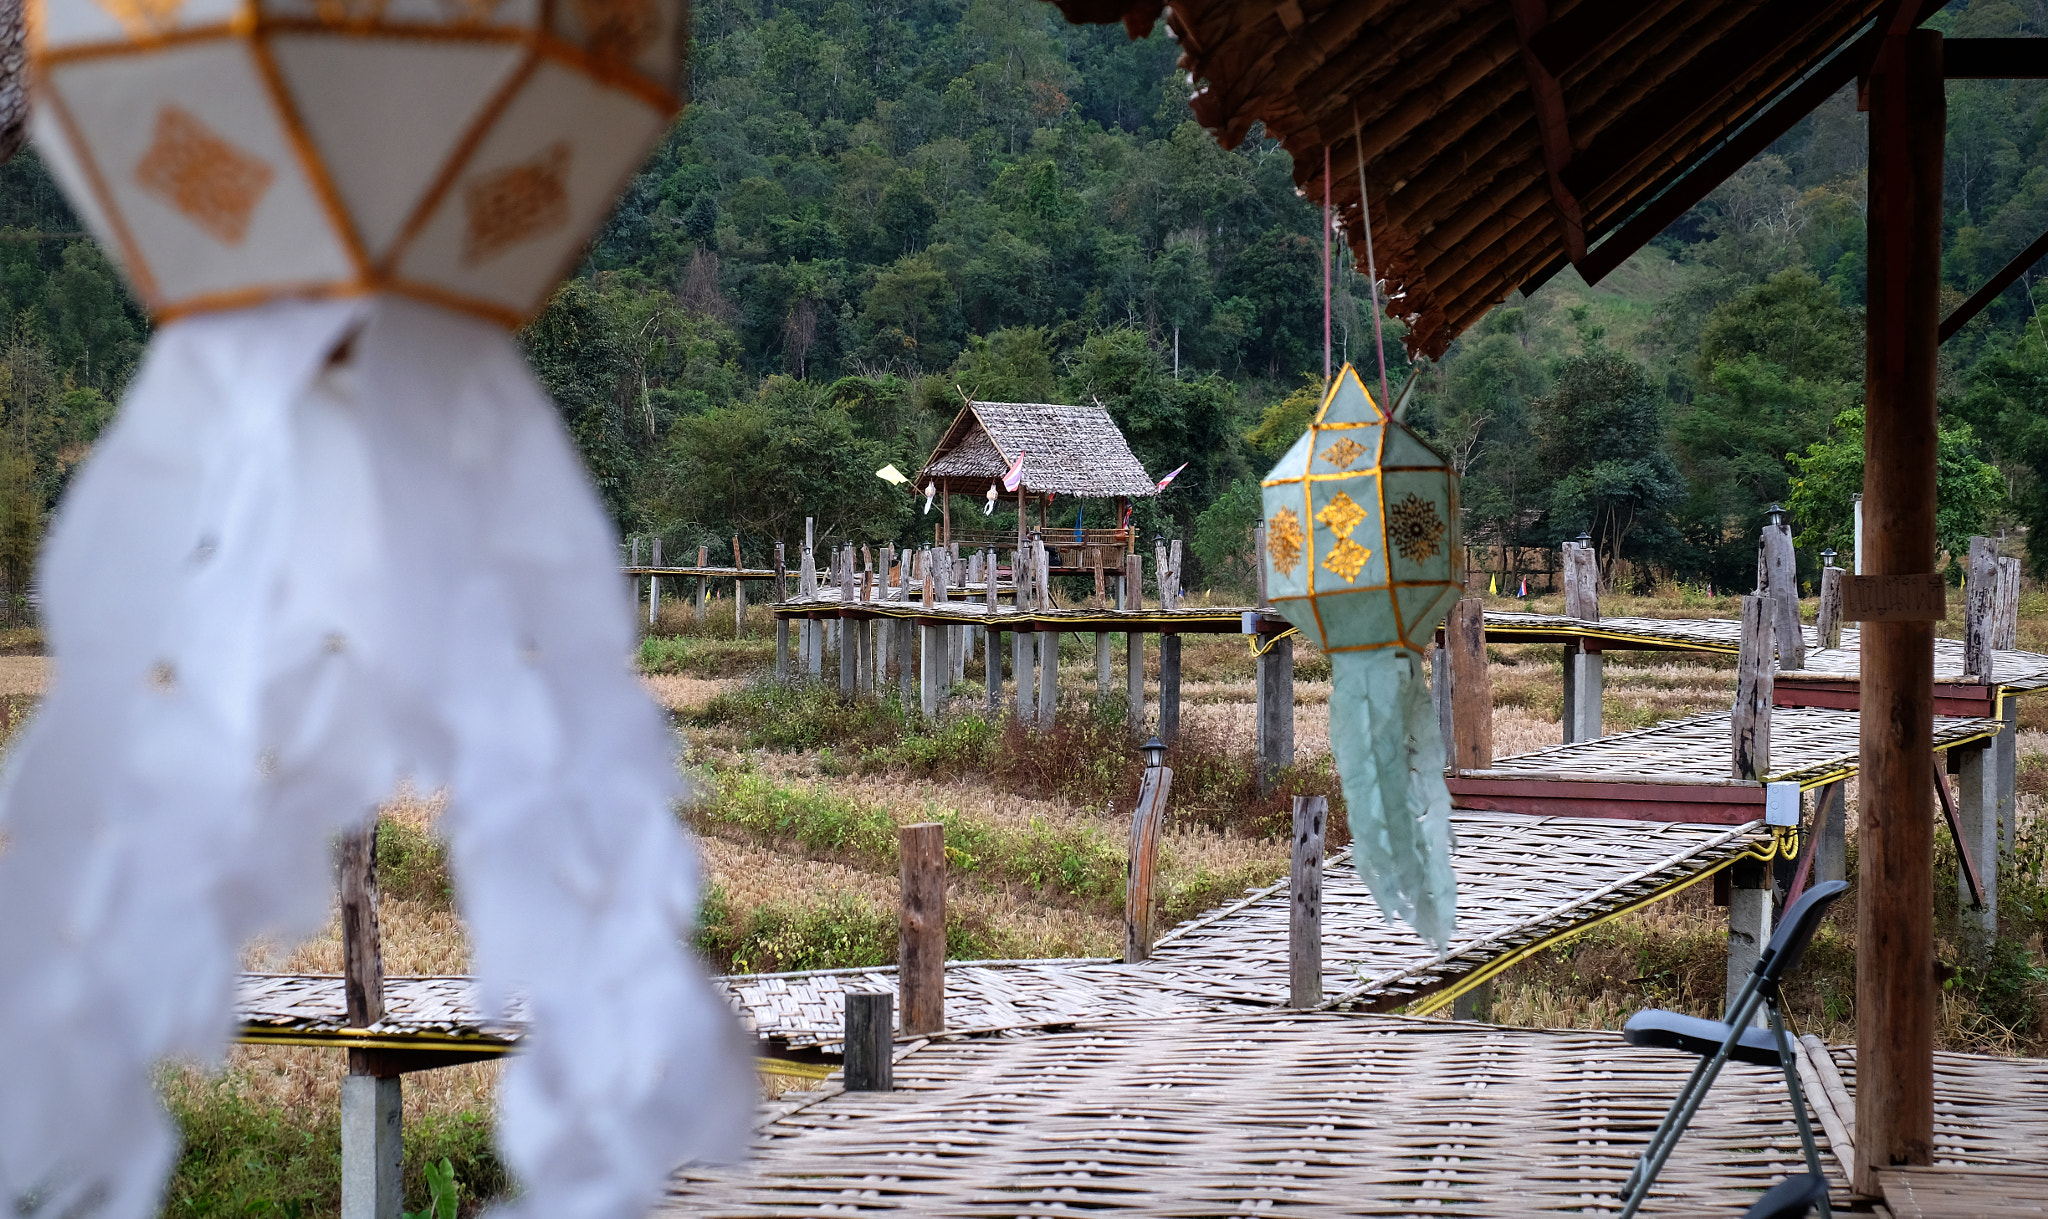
[30,0,682,323]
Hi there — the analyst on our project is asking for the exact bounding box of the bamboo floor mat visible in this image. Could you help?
[236,973,522,1042]
[666,1012,1870,1216]
[1477,706,2004,788]
[718,813,1769,1049]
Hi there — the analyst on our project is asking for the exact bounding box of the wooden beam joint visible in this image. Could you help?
[1509,0,1586,263]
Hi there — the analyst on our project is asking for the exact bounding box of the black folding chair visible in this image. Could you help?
[1615,878,1849,1219]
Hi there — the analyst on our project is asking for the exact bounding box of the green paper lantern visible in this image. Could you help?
[1261,364,1462,947]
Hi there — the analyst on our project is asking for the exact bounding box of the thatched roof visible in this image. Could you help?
[918,401,1158,499]
[1043,0,1939,360]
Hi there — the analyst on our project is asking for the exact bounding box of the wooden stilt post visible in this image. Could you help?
[1857,28,1943,1195]
[1159,634,1181,743]
[1758,512,1804,670]
[1732,595,1774,780]
[339,823,400,1219]
[1814,779,1848,885]
[1430,638,1453,759]
[1256,635,1295,794]
[1125,555,1144,739]
[1288,795,1326,1007]
[1817,562,1845,650]
[843,992,893,1092]
[898,823,945,1036]
[1124,755,1172,963]
[1447,598,1491,773]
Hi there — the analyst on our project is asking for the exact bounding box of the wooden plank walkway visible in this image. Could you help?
[665,1011,1887,1216]
[715,813,1769,1050]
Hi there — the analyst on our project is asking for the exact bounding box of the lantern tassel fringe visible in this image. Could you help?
[1326,648,1457,948]
[0,295,753,1218]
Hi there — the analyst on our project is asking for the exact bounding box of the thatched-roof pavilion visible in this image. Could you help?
[917,400,1156,556]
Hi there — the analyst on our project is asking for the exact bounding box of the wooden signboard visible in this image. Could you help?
[1840,573,1947,622]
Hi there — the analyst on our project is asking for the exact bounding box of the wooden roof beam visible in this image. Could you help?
[1939,226,2048,343]
[1509,0,1586,263]
[1527,0,1676,78]
[1943,38,2048,78]
[1560,0,1846,204]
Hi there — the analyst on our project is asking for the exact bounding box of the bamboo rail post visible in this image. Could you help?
[1288,796,1326,1007]
[1124,752,1173,963]
[649,537,661,626]
[1159,634,1181,743]
[1858,32,1943,1192]
[843,992,893,1092]
[1731,595,1773,781]
[1758,509,1804,670]
[339,823,400,1219]
[1256,633,1295,795]
[898,823,945,1036]
[696,545,709,624]
[1447,597,1491,773]
[1816,562,1845,650]
[1124,554,1144,739]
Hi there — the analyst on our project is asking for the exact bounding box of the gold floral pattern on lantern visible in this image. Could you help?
[134,107,275,246]
[1322,536,1370,584]
[1319,436,1367,470]
[1267,507,1303,576]
[576,0,663,60]
[1387,493,1446,562]
[1315,491,1366,540]
[463,143,572,266]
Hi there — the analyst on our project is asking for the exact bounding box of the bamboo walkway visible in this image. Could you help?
[665,1011,1985,1216]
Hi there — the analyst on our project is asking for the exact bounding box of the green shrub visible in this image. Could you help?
[377,817,454,910]
[690,678,914,751]
[160,1073,337,1219]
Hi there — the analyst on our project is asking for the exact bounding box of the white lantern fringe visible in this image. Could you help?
[0,295,753,1217]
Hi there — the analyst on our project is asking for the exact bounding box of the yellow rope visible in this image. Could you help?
[1409,826,1793,1018]
[1248,625,1300,657]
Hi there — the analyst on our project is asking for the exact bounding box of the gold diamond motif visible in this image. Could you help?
[1268,508,1303,576]
[1387,493,1446,563]
[134,107,275,245]
[463,143,572,265]
[1315,491,1366,540]
[1320,436,1367,470]
[1321,537,1370,584]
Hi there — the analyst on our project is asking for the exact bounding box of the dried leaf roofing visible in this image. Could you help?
[1045,0,1925,359]
[918,401,1160,498]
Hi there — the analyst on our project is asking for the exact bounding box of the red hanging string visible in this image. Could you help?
[1323,145,1332,384]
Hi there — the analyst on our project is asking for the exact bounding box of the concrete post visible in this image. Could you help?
[1957,742,1998,939]
[1997,694,2018,856]
[1095,632,1112,699]
[840,615,857,691]
[920,623,947,717]
[1013,628,1035,724]
[1813,780,1848,886]
[897,618,915,705]
[1430,641,1453,757]
[1036,630,1058,731]
[1452,981,1495,1023]
[1126,632,1144,738]
[807,617,823,679]
[1159,635,1182,742]
[1256,636,1295,794]
[1561,641,1603,743]
[1726,857,1772,1027]
[775,617,789,682]
[340,1075,402,1219]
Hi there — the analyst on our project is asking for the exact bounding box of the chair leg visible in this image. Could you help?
[1768,997,1832,1219]
[1618,982,1771,1219]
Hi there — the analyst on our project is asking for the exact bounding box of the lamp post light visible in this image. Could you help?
[1822,547,1838,569]
[1767,503,1786,529]
[1141,735,1168,771]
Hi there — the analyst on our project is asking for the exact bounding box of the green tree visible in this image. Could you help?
[1534,348,1683,587]
[1786,406,2007,566]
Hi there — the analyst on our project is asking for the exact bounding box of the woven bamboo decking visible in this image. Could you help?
[665,1011,1891,1216]
[235,973,521,1052]
[717,813,1770,1051]
[1474,706,2003,790]
[1481,609,1855,653]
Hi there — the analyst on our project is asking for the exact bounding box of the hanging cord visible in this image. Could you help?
[1248,624,1300,657]
[1323,145,1332,384]
[1352,107,1392,418]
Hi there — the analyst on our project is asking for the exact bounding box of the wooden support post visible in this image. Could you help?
[1561,640,1603,743]
[1124,762,1173,962]
[339,823,400,1219]
[1732,595,1774,780]
[839,552,857,694]
[1447,598,1491,773]
[1758,517,1804,670]
[775,616,790,682]
[897,823,945,1036]
[1124,554,1144,739]
[1726,856,1773,1027]
[1159,634,1181,743]
[1997,690,2019,856]
[1036,628,1058,732]
[1966,536,1996,681]
[1563,542,1600,620]
[1816,564,1845,650]
[1954,745,1997,938]
[1858,29,1943,1194]
[843,992,893,1092]
[1253,523,1268,607]
[1288,796,1326,1007]
[1095,631,1112,699]
[1992,555,2021,650]
[1256,636,1295,794]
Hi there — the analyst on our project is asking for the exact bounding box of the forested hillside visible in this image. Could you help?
[0,0,2043,604]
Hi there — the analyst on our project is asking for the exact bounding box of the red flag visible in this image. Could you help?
[1155,462,1189,492]
[1001,450,1027,493]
